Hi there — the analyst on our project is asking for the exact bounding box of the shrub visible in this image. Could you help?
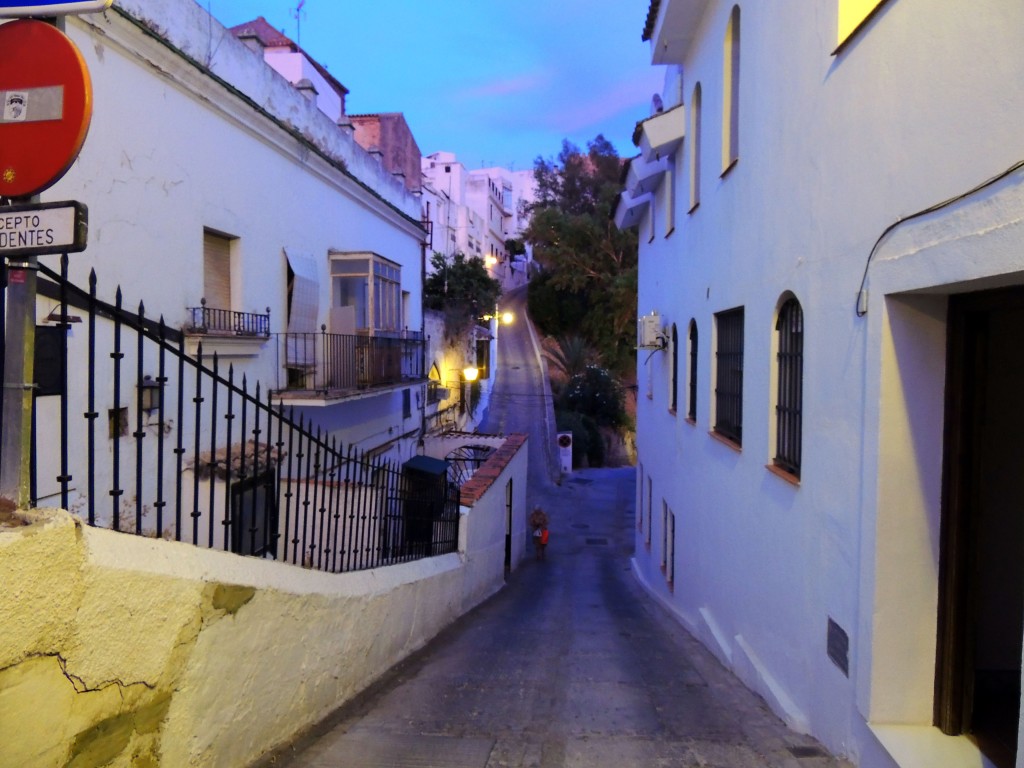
[559,365,625,428]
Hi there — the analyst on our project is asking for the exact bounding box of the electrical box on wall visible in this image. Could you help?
[637,312,664,349]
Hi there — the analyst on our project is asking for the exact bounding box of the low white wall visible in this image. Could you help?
[0,492,510,767]
[460,439,530,607]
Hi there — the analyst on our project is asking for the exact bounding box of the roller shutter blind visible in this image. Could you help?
[203,231,232,310]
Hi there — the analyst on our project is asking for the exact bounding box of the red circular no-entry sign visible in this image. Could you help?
[0,19,92,198]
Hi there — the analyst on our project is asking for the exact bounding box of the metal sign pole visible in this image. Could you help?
[0,239,36,508]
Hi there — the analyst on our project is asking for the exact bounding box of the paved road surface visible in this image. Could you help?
[477,285,560,494]
[264,468,852,768]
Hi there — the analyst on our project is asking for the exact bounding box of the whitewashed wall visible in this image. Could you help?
[30,0,426,474]
[631,1,1024,766]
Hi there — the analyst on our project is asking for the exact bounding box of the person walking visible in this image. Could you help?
[529,506,549,561]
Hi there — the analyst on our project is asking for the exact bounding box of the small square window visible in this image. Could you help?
[108,407,128,440]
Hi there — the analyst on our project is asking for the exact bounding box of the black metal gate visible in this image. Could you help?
[2,256,458,574]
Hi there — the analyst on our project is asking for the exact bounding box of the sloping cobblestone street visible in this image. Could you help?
[264,468,852,768]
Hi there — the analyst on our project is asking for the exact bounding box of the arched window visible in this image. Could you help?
[670,323,679,413]
[687,320,698,421]
[774,297,804,477]
[722,6,740,172]
[688,82,702,212]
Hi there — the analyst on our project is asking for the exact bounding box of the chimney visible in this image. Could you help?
[236,30,266,54]
[295,78,318,102]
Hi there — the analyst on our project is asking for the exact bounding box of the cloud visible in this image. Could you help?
[551,71,664,134]
[455,72,547,100]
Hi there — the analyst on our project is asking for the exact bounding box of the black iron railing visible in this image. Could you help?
[11,257,457,573]
[274,329,424,394]
[187,299,271,337]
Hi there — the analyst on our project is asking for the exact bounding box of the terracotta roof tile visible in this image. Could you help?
[228,16,349,98]
[229,16,294,49]
[642,0,661,41]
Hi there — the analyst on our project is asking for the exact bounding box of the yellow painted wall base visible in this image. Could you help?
[0,506,503,768]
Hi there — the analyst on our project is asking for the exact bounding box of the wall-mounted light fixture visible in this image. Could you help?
[457,367,480,416]
[45,306,81,325]
[481,310,514,325]
[138,375,163,413]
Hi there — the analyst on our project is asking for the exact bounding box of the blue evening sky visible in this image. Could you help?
[208,1,664,171]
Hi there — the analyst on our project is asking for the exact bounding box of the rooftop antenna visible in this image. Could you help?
[291,0,306,46]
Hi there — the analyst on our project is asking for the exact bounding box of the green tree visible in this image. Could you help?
[545,334,597,380]
[504,237,526,258]
[525,270,588,337]
[424,251,502,338]
[524,136,638,373]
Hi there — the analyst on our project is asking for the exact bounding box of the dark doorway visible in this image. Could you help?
[936,287,1024,768]
[504,478,513,578]
[402,455,450,557]
[230,471,278,558]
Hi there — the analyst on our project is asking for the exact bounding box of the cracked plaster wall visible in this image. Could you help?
[0,510,489,767]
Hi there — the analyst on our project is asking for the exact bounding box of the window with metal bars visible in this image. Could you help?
[687,320,698,421]
[661,499,676,585]
[645,475,653,547]
[714,307,744,444]
[774,298,803,477]
[666,504,676,585]
[670,323,678,413]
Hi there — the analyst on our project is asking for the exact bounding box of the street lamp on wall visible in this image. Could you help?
[480,309,514,326]
[459,366,479,415]
[138,375,163,414]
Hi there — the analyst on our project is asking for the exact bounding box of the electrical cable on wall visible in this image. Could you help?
[643,335,668,365]
[855,158,1024,317]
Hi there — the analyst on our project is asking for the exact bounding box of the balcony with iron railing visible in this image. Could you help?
[273,327,425,401]
[186,299,271,337]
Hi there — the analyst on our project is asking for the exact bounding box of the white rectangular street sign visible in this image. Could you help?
[0,200,87,257]
[0,0,112,17]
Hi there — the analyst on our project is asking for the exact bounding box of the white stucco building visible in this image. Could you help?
[421,151,536,290]
[617,2,1024,767]
[27,0,428,508]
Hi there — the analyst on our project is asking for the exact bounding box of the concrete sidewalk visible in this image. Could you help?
[261,468,852,768]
